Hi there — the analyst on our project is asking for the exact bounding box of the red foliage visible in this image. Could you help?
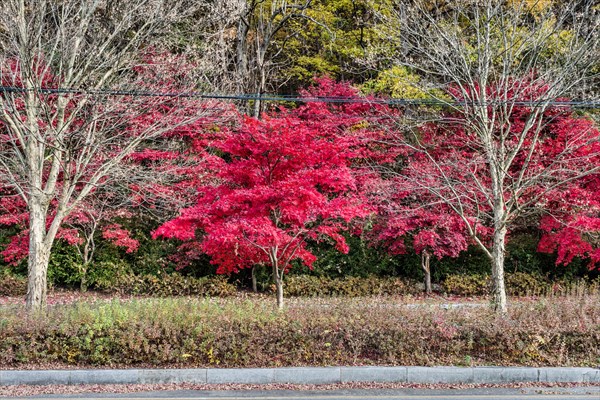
[102,224,139,253]
[537,185,600,268]
[388,78,600,268]
[376,206,471,260]
[155,79,391,275]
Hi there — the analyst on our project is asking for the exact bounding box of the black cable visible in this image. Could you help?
[1,85,599,108]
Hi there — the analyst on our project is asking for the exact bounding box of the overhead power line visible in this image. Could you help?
[1,85,600,108]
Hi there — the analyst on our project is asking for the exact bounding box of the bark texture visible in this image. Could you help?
[421,250,432,295]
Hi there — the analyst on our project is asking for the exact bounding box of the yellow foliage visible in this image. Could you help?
[507,0,553,14]
[362,66,447,101]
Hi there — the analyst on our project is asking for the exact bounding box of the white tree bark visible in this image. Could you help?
[491,224,508,313]
[269,247,285,310]
[26,199,52,308]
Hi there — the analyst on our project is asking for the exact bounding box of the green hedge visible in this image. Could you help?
[0,273,27,297]
[95,273,237,297]
[3,271,598,298]
[442,272,600,297]
[284,275,420,297]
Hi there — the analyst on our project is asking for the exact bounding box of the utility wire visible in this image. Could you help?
[1,85,600,108]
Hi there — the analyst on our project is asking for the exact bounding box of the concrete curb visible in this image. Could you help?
[1,367,599,386]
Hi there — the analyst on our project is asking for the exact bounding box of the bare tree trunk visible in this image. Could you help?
[230,0,314,116]
[491,225,508,313]
[272,261,284,310]
[252,59,266,117]
[382,0,599,314]
[421,249,432,295]
[79,232,94,293]
[275,277,284,309]
[80,265,88,293]
[26,202,51,310]
[236,14,250,89]
[251,265,258,293]
[80,260,89,293]
[0,0,214,311]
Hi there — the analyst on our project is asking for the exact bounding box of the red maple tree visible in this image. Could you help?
[375,201,472,294]
[155,78,392,308]
[537,173,600,268]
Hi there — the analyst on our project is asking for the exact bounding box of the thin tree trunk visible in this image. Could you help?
[236,21,249,87]
[79,238,91,292]
[26,202,51,310]
[236,11,250,114]
[80,263,89,292]
[491,226,508,313]
[421,249,432,295]
[253,63,266,118]
[490,163,509,313]
[272,262,284,310]
[251,265,258,293]
[275,277,284,309]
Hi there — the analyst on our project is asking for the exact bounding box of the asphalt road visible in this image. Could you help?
[21,387,600,400]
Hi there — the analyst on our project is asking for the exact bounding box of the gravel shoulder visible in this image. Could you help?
[3,381,600,398]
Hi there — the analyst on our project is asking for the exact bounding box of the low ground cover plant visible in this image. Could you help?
[0,295,597,368]
[0,272,27,297]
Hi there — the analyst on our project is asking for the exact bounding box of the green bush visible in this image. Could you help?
[0,273,27,296]
[443,272,599,297]
[505,272,549,296]
[299,234,403,278]
[95,272,237,297]
[284,275,419,297]
[442,274,490,296]
[46,240,84,287]
[425,247,493,281]
[86,260,132,291]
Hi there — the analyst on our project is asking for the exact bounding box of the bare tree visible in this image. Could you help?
[199,0,317,116]
[244,0,316,116]
[189,0,246,93]
[381,0,600,312]
[0,0,215,310]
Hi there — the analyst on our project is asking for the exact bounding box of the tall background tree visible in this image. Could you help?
[195,0,319,115]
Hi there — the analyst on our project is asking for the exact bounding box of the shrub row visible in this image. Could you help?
[283,275,421,297]
[284,273,600,298]
[0,272,238,298]
[0,273,27,297]
[443,272,600,297]
[0,296,597,368]
[95,273,237,297]
[2,271,598,298]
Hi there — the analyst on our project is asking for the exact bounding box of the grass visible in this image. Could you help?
[0,292,598,369]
